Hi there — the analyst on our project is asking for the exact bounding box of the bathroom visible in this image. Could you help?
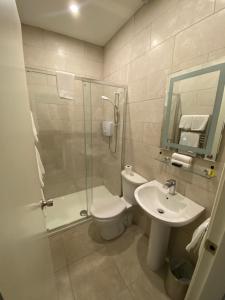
[1,0,225,299]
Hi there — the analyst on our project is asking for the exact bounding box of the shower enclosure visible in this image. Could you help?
[26,68,127,230]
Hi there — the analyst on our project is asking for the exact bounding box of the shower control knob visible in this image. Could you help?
[40,199,54,209]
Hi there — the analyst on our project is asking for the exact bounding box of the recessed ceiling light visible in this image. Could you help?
[69,3,79,15]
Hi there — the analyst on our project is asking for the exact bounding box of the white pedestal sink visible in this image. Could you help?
[135,180,205,271]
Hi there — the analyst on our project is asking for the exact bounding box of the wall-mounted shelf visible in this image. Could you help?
[156,156,216,179]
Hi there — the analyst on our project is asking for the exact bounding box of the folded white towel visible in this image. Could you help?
[179,115,193,130]
[179,132,200,148]
[30,111,38,143]
[56,71,75,100]
[191,115,209,131]
[186,218,210,256]
[35,146,45,187]
[171,158,191,169]
[172,153,193,164]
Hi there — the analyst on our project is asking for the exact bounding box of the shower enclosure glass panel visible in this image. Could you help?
[27,72,88,230]
[26,69,127,231]
[83,81,126,211]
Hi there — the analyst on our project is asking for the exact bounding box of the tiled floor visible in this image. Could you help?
[49,221,170,300]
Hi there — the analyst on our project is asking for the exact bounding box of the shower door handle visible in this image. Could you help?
[40,199,54,209]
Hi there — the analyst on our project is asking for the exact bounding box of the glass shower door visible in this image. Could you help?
[26,71,89,230]
[82,80,127,215]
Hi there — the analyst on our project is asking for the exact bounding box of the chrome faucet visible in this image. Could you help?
[164,179,176,195]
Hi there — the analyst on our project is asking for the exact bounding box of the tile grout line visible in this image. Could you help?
[58,232,77,300]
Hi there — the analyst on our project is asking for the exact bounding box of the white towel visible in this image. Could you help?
[179,115,193,130]
[56,71,75,100]
[191,115,209,132]
[179,132,200,147]
[186,218,210,256]
[172,153,193,164]
[35,146,45,187]
[30,111,38,143]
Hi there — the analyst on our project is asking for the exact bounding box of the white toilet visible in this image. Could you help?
[91,170,147,240]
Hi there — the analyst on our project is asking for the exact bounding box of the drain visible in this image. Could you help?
[80,210,88,217]
[157,208,165,214]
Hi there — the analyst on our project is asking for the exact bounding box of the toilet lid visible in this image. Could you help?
[91,198,127,219]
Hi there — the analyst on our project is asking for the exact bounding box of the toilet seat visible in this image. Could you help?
[91,198,126,219]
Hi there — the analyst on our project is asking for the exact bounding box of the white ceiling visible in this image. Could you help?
[16,0,144,46]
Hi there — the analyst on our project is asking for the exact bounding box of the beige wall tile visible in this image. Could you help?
[128,53,149,82]
[23,44,46,69]
[125,121,144,143]
[185,184,214,212]
[176,0,214,30]
[128,77,147,103]
[151,0,214,48]
[134,0,178,35]
[173,10,225,70]
[22,25,44,48]
[106,18,134,53]
[27,72,47,85]
[22,24,104,80]
[43,30,85,58]
[208,47,225,61]
[45,50,68,71]
[128,99,164,123]
[148,38,174,73]
[146,69,168,100]
[143,122,162,147]
[215,0,225,11]
[130,27,151,61]
[85,43,104,63]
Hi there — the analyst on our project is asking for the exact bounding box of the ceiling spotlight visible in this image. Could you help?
[69,3,80,15]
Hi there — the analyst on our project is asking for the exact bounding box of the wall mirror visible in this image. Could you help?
[161,62,225,161]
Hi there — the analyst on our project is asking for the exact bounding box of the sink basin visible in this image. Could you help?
[135,180,205,227]
[134,180,205,271]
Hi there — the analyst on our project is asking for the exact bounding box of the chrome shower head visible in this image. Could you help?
[101,96,110,101]
[101,95,115,107]
[101,95,119,110]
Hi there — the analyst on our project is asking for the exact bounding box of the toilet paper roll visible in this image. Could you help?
[125,165,133,175]
[171,159,191,169]
[172,153,193,164]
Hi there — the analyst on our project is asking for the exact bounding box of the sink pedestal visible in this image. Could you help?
[147,220,171,271]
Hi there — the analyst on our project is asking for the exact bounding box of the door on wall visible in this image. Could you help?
[0,0,56,299]
[186,164,225,300]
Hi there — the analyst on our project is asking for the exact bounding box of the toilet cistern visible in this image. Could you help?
[164,179,176,195]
